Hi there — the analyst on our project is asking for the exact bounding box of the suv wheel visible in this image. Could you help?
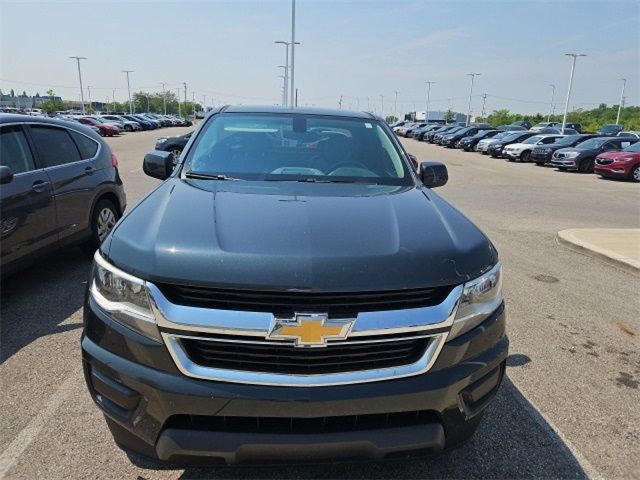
[124,124,133,132]
[631,165,640,183]
[83,199,119,252]
[520,151,531,163]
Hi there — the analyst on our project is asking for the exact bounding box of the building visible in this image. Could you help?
[0,92,63,109]
[406,110,467,123]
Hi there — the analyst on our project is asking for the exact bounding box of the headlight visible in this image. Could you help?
[449,263,503,340]
[565,151,579,158]
[90,252,161,342]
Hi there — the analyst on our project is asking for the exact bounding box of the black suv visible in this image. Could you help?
[0,114,125,276]
[82,106,507,464]
[531,134,599,165]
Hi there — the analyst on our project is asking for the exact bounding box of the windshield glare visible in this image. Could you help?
[523,135,543,144]
[186,114,411,185]
[577,139,607,149]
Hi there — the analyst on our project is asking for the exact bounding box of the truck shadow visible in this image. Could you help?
[129,375,588,479]
[0,247,91,363]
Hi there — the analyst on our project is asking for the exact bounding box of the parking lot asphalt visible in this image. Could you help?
[1,128,638,479]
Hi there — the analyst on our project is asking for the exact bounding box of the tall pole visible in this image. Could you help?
[112,89,115,112]
[69,56,87,114]
[275,41,297,107]
[278,66,287,106]
[425,81,434,122]
[339,95,343,109]
[177,88,181,116]
[122,70,133,114]
[561,53,586,134]
[289,0,296,108]
[466,73,480,126]
[183,82,187,115]
[87,85,92,112]
[547,84,555,122]
[480,93,487,118]
[393,90,399,119]
[146,94,149,113]
[160,82,167,115]
[380,94,384,118]
[616,78,627,125]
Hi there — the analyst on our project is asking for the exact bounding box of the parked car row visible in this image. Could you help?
[395,120,640,182]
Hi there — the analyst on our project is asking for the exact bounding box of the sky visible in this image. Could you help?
[1,0,638,117]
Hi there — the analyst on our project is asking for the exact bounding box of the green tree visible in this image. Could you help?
[40,90,66,114]
[444,109,455,122]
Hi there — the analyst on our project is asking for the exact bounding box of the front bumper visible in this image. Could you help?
[82,301,508,464]
[594,162,633,178]
[550,158,577,169]
[531,152,552,163]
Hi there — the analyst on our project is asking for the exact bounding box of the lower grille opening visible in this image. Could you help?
[165,410,440,435]
[180,337,430,374]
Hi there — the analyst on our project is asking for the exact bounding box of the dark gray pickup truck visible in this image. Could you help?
[82,106,508,464]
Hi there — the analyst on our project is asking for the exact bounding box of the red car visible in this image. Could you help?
[77,117,118,137]
[594,141,640,182]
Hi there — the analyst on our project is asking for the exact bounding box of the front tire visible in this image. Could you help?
[83,199,119,253]
[630,164,640,182]
[520,151,531,163]
[124,124,133,132]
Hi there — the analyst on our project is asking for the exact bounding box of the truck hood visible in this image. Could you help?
[103,179,497,292]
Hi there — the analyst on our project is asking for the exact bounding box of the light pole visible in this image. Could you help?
[274,41,298,106]
[145,94,150,113]
[87,85,92,112]
[466,73,480,126]
[380,94,384,118]
[393,90,399,120]
[122,70,133,114]
[69,56,87,113]
[480,93,488,118]
[112,89,115,112]
[561,53,586,134]
[177,88,181,116]
[616,78,627,125]
[289,0,296,108]
[424,81,435,122]
[183,82,188,114]
[547,84,555,122]
[277,65,288,106]
[160,82,167,115]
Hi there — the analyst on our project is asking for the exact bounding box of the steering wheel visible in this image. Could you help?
[328,161,370,174]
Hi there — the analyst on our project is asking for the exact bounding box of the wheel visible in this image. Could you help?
[630,164,640,183]
[124,124,133,132]
[520,150,531,163]
[83,199,119,253]
[578,158,594,173]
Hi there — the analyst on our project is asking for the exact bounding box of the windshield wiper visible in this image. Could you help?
[185,172,241,181]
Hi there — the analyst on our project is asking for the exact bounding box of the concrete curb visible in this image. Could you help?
[556,229,640,276]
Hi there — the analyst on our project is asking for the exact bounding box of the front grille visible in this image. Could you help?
[156,284,453,316]
[181,336,430,374]
[596,157,613,165]
[165,410,439,434]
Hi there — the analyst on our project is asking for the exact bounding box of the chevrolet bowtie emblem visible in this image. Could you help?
[267,313,354,347]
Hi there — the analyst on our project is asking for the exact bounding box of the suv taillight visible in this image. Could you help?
[111,153,119,168]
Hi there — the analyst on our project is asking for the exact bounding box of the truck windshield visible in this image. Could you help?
[186,113,412,185]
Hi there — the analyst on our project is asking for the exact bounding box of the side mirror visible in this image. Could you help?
[0,165,14,184]
[407,153,418,170]
[143,150,175,180]
[419,161,448,188]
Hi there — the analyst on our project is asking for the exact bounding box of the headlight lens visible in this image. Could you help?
[565,151,579,158]
[449,263,503,340]
[90,252,162,342]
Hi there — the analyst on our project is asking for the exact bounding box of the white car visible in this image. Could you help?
[503,134,564,162]
[475,131,511,153]
[530,122,561,133]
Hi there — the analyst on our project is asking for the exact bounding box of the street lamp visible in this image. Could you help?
[289,0,297,107]
[616,78,627,125]
[160,82,167,115]
[122,70,134,114]
[69,56,87,113]
[393,90,399,120]
[466,73,480,126]
[277,65,288,106]
[547,84,556,122]
[561,53,586,134]
[424,81,435,122]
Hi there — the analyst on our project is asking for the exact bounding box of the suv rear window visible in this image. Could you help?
[69,130,99,159]
[29,125,81,167]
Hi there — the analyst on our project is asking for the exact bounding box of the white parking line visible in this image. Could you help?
[0,372,79,479]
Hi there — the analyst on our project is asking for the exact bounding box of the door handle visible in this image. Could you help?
[85,166,96,175]
[32,180,50,193]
